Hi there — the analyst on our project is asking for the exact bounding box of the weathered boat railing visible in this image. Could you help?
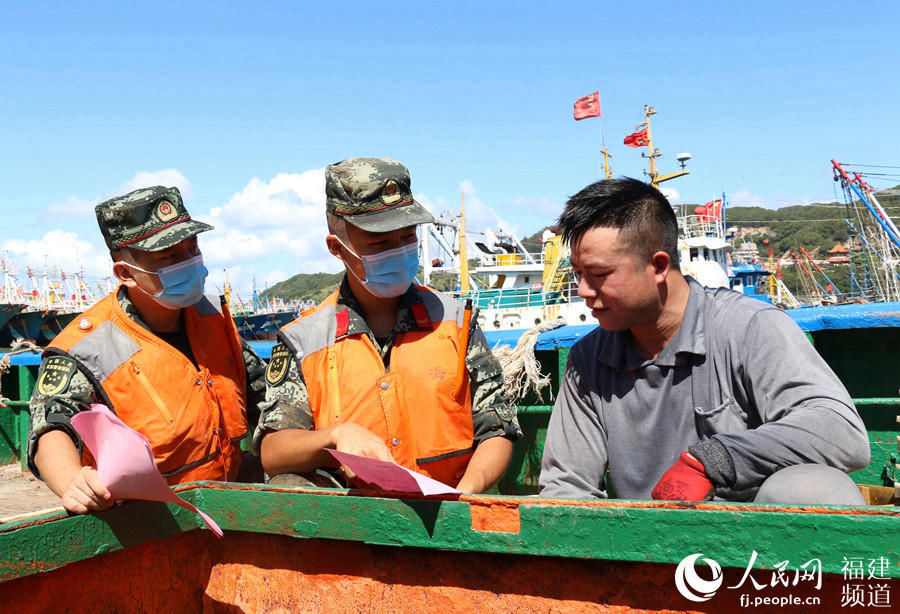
[1,309,899,611]
[3,314,900,489]
[1,483,898,611]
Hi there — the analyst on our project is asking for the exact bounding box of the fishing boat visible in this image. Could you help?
[0,257,104,347]
[421,105,732,332]
[422,215,591,331]
[1,309,897,611]
[0,303,24,339]
[223,274,308,340]
[1,108,897,610]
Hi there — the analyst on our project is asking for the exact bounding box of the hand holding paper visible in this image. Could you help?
[71,404,223,537]
[327,449,460,496]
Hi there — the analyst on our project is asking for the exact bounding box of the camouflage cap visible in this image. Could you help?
[95,186,213,252]
[325,158,434,232]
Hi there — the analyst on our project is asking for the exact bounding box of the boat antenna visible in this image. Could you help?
[459,192,470,294]
[600,96,612,179]
[638,105,690,188]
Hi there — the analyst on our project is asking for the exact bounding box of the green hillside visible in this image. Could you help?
[262,272,344,303]
[262,186,900,302]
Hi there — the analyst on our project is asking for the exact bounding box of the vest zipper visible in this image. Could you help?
[328,348,341,422]
[130,361,174,423]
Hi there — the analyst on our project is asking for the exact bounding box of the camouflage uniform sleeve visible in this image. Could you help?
[27,355,100,478]
[252,343,314,454]
[466,324,523,443]
[240,339,267,431]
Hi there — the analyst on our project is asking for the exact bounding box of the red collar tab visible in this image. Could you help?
[335,309,350,338]
[410,303,432,329]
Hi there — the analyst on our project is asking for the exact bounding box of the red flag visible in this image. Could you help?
[573,91,601,120]
[623,128,649,148]
[705,199,722,219]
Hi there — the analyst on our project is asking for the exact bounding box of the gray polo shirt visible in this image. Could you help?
[539,277,870,500]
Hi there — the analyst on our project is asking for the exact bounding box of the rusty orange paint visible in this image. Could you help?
[2,529,894,613]
[466,498,521,533]
[187,482,900,519]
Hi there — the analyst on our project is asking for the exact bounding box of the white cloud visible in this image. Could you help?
[414,193,448,218]
[264,270,289,288]
[726,190,832,210]
[204,170,325,230]
[11,170,575,305]
[660,187,681,203]
[1,229,112,301]
[5,169,195,300]
[44,169,194,221]
[458,180,518,235]
[120,169,192,200]
[195,168,340,296]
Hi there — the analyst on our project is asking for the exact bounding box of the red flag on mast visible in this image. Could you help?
[623,128,649,148]
[573,91,601,120]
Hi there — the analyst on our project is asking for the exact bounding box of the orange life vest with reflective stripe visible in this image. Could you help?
[279,286,474,486]
[48,290,248,484]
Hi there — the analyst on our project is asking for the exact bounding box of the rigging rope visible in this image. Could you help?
[492,316,566,402]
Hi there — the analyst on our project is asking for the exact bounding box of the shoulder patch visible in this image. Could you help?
[265,343,292,387]
[36,355,78,396]
[335,309,350,338]
[410,303,432,328]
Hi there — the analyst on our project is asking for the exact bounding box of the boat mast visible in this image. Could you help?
[458,193,470,294]
[641,105,690,188]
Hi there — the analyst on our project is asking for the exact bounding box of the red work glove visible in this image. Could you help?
[651,451,715,501]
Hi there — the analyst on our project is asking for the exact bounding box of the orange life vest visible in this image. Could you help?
[279,286,474,485]
[48,290,247,484]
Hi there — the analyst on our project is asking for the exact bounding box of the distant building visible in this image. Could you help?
[827,242,850,264]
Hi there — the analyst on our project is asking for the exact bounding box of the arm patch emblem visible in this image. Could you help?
[266,343,292,387]
[36,355,78,396]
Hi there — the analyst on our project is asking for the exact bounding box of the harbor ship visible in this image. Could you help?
[1,105,898,611]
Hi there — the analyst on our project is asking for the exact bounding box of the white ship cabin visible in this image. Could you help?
[676,200,730,289]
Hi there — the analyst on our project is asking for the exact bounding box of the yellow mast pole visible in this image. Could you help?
[458,192,470,294]
[601,148,612,179]
[644,105,659,185]
[767,245,777,298]
[643,104,689,187]
[223,269,232,308]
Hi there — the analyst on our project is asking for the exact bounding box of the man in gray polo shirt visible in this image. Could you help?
[539,177,870,503]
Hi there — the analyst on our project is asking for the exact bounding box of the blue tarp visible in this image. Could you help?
[484,301,900,349]
[783,301,900,332]
[5,301,900,366]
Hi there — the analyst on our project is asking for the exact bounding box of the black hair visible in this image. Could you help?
[557,177,680,269]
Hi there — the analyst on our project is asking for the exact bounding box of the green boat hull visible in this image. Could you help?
[1,484,897,612]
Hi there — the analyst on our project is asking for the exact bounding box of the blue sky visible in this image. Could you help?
[2,1,898,299]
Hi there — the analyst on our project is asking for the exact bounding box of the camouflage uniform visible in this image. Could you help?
[27,286,268,478]
[256,158,521,485]
[255,278,521,456]
[28,185,266,481]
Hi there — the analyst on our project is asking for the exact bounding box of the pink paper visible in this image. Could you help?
[327,449,460,496]
[71,404,223,537]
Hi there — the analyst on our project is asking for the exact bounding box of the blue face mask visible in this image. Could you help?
[338,238,419,298]
[121,254,209,309]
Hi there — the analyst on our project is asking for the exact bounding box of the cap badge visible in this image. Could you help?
[156,200,178,222]
[381,180,402,205]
